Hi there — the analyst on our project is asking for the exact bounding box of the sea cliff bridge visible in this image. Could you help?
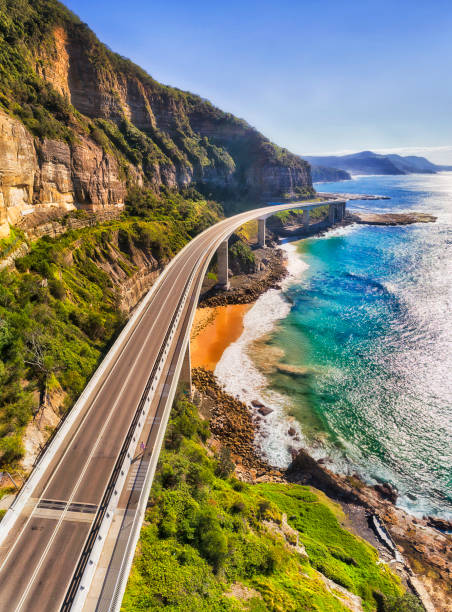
[0,199,346,612]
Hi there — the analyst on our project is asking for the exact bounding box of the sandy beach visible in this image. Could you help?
[190,303,253,370]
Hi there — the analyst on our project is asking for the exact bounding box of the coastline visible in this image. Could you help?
[214,240,309,468]
[191,206,440,474]
[191,365,451,612]
[189,210,451,611]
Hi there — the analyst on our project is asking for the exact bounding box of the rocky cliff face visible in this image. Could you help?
[0,109,126,238]
[0,0,312,238]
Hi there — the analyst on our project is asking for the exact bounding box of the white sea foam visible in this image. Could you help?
[317,223,360,238]
[214,241,309,467]
[279,239,309,284]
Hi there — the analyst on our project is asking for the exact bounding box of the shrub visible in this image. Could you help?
[0,434,24,464]
[374,591,424,612]
[186,463,213,489]
[82,312,105,340]
[229,238,255,274]
[48,278,66,300]
[230,500,246,514]
[160,465,179,489]
[214,446,235,479]
[231,478,246,492]
[199,525,227,569]
[257,500,272,519]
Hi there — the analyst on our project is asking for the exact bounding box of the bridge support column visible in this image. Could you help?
[258,217,266,247]
[180,342,192,395]
[303,208,310,230]
[217,239,229,289]
[328,203,335,224]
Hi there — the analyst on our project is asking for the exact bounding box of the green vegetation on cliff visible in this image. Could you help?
[229,238,256,274]
[122,395,413,612]
[0,0,82,141]
[0,190,220,468]
[0,0,312,205]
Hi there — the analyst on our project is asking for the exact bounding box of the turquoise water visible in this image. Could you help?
[267,174,452,518]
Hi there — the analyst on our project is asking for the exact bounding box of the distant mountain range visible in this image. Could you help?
[305,150,452,181]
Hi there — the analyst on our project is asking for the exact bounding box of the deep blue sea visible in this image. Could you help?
[265,174,452,518]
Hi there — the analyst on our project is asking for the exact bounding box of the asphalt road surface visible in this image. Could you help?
[0,200,339,611]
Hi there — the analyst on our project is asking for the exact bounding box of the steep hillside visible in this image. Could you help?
[0,0,312,239]
[123,393,411,612]
[0,189,221,468]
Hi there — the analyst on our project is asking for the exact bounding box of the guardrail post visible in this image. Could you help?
[257,217,266,247]
[217,239,229,289]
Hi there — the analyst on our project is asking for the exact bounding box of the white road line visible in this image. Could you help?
[0,249,199,600]
[1,199,341,610]
[13,254,200,610]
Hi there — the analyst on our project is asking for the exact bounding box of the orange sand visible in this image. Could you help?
[191,303,252,370]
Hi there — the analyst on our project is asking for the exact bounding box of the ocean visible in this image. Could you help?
[215,173,452,519]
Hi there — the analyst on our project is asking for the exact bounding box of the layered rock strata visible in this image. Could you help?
[0,111,125,239]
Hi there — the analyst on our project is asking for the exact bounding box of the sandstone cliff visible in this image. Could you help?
[0,0,312,238]
[0,111,126,238]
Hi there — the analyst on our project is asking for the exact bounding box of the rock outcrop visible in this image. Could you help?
[0,112,37,238]
[286,449,452,612]
[350,211,437,225]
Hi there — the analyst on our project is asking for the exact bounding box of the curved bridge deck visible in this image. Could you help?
[0,199,345,611]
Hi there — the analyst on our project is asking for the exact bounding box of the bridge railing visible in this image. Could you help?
[62,263,198,610]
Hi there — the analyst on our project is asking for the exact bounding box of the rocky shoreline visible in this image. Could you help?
[191,209,448,610]
[192,367,451,612]
[318,191,391,201]
[276,209,436,240]
[197,208,436,310]
[349,211,437,225]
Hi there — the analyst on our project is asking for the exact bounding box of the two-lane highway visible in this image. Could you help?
[0,199,344,611]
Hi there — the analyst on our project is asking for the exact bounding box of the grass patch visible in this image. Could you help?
[123,395,407,611]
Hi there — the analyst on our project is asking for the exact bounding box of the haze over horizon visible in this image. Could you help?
[64,0,452,165]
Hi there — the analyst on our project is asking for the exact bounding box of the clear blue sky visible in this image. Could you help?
[64,0,452,163]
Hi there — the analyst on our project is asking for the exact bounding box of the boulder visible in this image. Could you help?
[258,406,273,416]
[374,482,398,504]
[286,449,360,503]
[425,516,452,533]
